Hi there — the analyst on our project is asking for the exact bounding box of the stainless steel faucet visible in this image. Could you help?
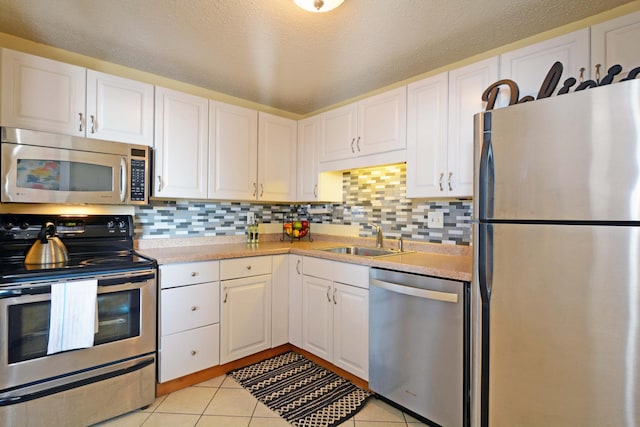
[368,223,383,248]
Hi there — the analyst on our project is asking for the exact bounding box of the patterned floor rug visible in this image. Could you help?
[227,351,372,427]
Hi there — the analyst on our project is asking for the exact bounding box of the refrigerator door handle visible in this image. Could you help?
[478,223,493,303]
[478,114,494,220]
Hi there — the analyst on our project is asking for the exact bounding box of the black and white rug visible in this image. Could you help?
[227,351,372,427]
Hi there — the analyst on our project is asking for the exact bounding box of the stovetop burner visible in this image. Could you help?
[0,214,156,285]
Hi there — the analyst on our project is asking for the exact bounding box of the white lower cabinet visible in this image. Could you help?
[271,255,289,347]
[302,257,369,380]
[158,261,220,383]
[288,255,304,347]
[220,256,272,364]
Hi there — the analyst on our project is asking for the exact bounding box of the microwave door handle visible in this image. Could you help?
[119,157,127,203]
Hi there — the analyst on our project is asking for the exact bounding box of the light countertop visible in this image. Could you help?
[137,235,472,282]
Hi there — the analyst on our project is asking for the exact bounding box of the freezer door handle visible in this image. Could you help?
[370,278,458,303]
[478,223,493,302]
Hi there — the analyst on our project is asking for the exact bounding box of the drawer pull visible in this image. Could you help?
[190,306,198,311]
[191,350,197,356]
[246,265,252,270]
[191,272,198,277]
[223,287,228,303]
[326,286,331,302]
[333,288,337,304]
[296,259,301,275]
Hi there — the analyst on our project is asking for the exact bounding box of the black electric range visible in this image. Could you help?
[0,214,156,285]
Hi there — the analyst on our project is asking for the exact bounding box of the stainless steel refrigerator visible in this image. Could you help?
[472,79,640,427]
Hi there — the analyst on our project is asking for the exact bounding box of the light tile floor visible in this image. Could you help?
[94,375,427,427]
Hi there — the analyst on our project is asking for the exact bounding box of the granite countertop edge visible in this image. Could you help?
[137,234,472,282]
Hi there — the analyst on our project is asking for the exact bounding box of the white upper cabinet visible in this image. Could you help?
[406,72,449,198]
[1,49,154,145]
[258,112,297,202]
[497,29,590,108]
[86,70,154,145]
[591,11,640,82]
[297,115,342,202]
[319,86,407,167]
[154,86,209,199]
[1,48,86,136]
[208,101,258,200]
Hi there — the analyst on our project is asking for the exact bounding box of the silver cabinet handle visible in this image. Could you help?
[356,136,361,152]
[296,259,301,275]
[350,137,356,153]
[326,286,331,302]
[448,172,453,191]
[579,67,585,82]
[439,173,444,191]
[595,63,601,83]
[157,175,163,192]
[223,287,228,303]
[90,115,96,133]
[246,265,252,270]
[191,306,198,311]
[313,184,318,198]
[252,182,257,197]
[260,184,264,197]
[78,112,84,132]
[191,271,197,277]
[332,288,337,304]
[370,278,458,303]
[191,350,197,356]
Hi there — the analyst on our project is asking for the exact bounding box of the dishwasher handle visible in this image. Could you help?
[370,278,458,303]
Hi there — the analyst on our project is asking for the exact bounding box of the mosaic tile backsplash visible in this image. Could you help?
[134,164,472,245]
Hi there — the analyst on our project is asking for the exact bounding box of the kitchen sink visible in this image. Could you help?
[320,246,405,257]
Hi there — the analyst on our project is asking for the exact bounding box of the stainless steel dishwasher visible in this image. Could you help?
[369,268,470,427]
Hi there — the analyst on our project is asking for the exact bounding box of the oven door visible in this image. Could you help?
[0,142,127,204]
[0,269,156,393]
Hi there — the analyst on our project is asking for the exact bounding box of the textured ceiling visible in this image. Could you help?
[0,0,635,115]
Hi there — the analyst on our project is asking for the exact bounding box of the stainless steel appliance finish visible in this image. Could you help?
[0,127,150,205]
[472,79,640,427]
[0,214,157,426]
[369,268,470,427]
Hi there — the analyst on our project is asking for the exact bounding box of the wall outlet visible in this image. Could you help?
[247,212,256,224]
[427,211,444,229]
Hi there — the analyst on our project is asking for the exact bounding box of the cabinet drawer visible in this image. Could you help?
[160,261,219,289]
[220,256,271,280]
[159,324,220,383]
[160,282,220,336]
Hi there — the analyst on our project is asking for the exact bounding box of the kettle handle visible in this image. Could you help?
[38,222,57,243]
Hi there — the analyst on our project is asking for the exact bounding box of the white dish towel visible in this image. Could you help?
[47,279,98,355]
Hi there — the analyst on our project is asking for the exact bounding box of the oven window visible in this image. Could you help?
[7,289,141,364]
[16,159,113,192]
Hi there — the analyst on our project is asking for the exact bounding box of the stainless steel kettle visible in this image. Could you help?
[25,222,69,265]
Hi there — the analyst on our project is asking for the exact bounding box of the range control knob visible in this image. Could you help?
[107,220,116,229]
[117,220,127,230]
[3,220,15,230]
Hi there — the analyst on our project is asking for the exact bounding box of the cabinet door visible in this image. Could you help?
[357,86,407,156]
[154,86,208,199]
[1,48,85,136]
[333,282,369,380]
[448,57,499,198]
[406,72,449,198]
[85,70,154,145]
[320,103,358,162]
[258,112,297,201]
[220,274,272,364]
[499,29,590,106]
[208,101,258,200]
[591,11,640,82]
[302,275,333,361]
[271,255,289,347]
[297,116,320,201]
[288,255,303,347]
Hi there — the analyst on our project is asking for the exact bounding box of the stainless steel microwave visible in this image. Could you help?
[0,127,149,205]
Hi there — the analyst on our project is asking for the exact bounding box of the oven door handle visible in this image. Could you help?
[98,271,156,287]
[0,287,49,298]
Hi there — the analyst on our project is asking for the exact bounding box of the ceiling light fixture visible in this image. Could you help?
[294,0,344,13]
